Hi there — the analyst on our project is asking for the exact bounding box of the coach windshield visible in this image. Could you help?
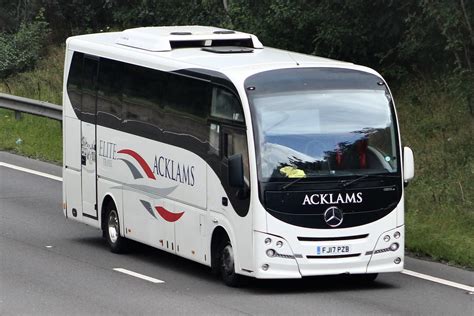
[245,68,400,182]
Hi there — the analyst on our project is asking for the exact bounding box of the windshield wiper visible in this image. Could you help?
[340,172,399,188]
[341,174,369,188]
[281,177,306,190]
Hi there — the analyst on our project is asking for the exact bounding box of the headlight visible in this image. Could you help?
[266,249,276,257]
[390,242,399,251]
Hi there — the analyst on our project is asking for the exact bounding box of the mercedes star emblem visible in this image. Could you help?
[323,206,344,227]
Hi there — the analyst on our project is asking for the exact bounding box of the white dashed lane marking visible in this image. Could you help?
[402,269,474,293]
[113,268,165,284]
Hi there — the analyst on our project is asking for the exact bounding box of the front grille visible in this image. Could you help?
[298,234,369,242]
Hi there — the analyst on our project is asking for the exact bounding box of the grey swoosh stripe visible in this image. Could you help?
[140,199,157,219]
[119,158,143,179]
[125,183,178,197]
[108,182,178,198]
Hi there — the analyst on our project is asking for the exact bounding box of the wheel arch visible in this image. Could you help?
[211,225,234,273]
[100,194,118,232]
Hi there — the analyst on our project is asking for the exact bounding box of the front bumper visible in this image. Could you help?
[252,226,404,279]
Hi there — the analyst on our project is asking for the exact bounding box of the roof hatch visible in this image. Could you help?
[115,26,263,52]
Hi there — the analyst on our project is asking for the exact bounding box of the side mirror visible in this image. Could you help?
[403,146,414,184]
[228,153,245,188]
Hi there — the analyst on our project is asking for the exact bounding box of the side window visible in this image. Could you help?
[66,52,83,113]
[164,74,210,120]
[97,58,123,123]
[122,64,159,123]
[163,74,211,143]
[209,123,220,155]
[148,70,167,127]
[82,56,99,119]
[211,87,244,122]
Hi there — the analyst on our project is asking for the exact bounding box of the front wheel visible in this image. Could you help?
[220,243,242,287]
[105,204,127,253]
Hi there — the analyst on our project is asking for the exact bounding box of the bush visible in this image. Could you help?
[0,15,50,79]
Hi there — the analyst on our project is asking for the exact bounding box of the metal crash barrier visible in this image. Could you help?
[0,92,62,121]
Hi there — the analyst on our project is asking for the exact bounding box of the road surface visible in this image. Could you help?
[1,152,472,315]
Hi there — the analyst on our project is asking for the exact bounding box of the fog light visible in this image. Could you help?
[261,264,269,271]
[394,231,401,239]
[264,238,272,245]
[390,242,399,251]
[276,241,283,248]
[266,249,276,257]
[383,235,391,242]
[394,257,401,264]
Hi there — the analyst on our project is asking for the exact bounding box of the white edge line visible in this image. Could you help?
[113,268,165,284]
[402,269,474,292]
[0,162,62,182]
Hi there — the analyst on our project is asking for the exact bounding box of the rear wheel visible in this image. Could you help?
[104,204,127,253]
[220,242,242,287]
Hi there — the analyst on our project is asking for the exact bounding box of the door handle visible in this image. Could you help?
[81,155,86,166]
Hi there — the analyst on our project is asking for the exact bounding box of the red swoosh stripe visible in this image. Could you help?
[155,206,184,222]
[118,149,156,180]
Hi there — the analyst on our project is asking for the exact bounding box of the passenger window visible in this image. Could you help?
[97,58,122,121]
[66,52,83,113]
[81,56,99,119]
[165,74,210,120]
[209,123,220,155]
[122,65,159,122]
[162,73,211,143]
[211,88,244,122]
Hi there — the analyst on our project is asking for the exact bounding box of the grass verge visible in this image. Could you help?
[0,47,473,268]
[0,45,63,163]
[0,109,62,163]
[396,79,474,268]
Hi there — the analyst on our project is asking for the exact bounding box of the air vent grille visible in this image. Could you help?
[170,31,192,35]
[202,46,254,54]
[170,38,254,50]
[298,234,369,242]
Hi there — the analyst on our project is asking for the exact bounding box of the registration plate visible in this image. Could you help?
[317,245,351,255]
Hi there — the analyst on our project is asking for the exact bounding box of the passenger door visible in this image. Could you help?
[80,56,99,219]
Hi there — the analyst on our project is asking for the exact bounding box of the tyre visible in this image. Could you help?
[104,203,128,253]
[220,242,242,287]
